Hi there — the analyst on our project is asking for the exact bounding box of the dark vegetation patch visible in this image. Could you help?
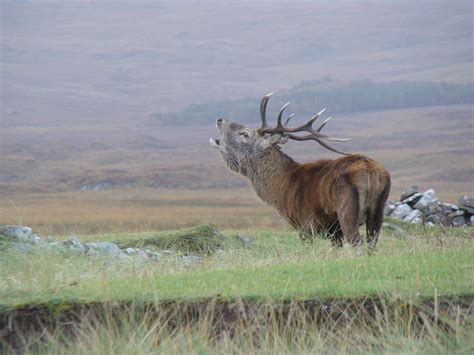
[152,80,474,126]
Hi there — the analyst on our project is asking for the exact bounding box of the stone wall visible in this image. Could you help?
[384,186,473,227]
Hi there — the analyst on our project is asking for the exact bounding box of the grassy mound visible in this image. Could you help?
[119,224,226,255]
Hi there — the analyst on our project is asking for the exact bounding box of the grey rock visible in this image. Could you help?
[0,225,32,242]
[28,234,42,245]
[451,216,466,227]
[391,204,413,219]
[148,251,162,260]
[63,236,85,253]
[384,200,396,216]
[442,203,459,212]
[448,210,465,218]
[470,216,474,225]
[85,242,121,257]
[400,186,418,201]
[401,192,423,207]
[411,217,423,224]
[458,195,474,213]
[414,189,439,214]
[404,209,423,222]
[123,247,141,255]
[459,195,474,208]
[237,234,252,247]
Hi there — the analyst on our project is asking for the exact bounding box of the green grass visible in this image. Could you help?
[1,222,473,353]
[1,222,473,308]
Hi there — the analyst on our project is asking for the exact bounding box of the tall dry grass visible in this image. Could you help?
[5,298,472,354]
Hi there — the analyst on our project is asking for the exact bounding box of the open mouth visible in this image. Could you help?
[209,137,220,148]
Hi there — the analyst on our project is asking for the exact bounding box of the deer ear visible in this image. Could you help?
[264,134,288,146]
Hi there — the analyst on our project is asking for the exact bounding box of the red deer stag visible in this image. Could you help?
[210,93,391,249]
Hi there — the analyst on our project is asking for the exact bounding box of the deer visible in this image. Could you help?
[210,92,391,249]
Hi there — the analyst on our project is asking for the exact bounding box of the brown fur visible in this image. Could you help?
[212,118,391,248]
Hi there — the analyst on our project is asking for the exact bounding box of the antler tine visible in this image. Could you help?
[256,93,350,154]
[294,108,326,132]
[284,114,295,126]
[316,116,332,132]
[285,133,349,155]
[277,102,290,128]
[260,92,273,129]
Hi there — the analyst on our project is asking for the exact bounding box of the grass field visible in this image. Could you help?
[1,219,473,353]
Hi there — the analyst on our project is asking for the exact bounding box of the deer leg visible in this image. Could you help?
[336,185,362,246]
[366,184,390,251]
[326,221,344,248]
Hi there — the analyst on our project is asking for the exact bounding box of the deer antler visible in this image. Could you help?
[257,93,351,155]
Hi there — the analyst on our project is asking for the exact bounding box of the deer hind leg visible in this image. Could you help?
[366,183,391,251]
[336,184,362,247]
[326,221,344,248]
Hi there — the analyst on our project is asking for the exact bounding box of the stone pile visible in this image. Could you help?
[0,225,170,262]
[384,186,473,227]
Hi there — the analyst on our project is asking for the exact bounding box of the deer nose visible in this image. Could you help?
[216,118,224,128]
[216,118,223,123]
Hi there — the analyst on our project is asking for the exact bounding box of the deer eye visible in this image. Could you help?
[240,132,249,138]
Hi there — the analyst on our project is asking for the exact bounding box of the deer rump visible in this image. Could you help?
[283,154,391,247]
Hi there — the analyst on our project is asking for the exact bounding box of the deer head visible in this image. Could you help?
[210,92,350,175]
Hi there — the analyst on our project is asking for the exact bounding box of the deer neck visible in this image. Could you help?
[242,147,297,209]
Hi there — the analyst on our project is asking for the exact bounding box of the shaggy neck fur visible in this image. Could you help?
[240,146,298,210]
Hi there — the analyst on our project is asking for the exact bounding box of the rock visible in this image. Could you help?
[237,234,252,247]
[411,217,423,224]
[458,195,474,214]
[401,192,423,207]
[442,203,459,212]
[403,209,423,222]
[413,189,439,214]
[391,204,413,219]
[470,215,474,225]
[451,216,466,227]
[63,236,85,253]
[400,186,418,201]
[0,225,32,242]
[28,234,42,245]
[459,195,474,208]
[85,242,121,257]
[447,210,465,218]
[123,247,141,255]
[384,200,396,216]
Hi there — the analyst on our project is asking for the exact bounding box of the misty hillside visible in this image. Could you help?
[1,0,472,127]
[0,0,472,202]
